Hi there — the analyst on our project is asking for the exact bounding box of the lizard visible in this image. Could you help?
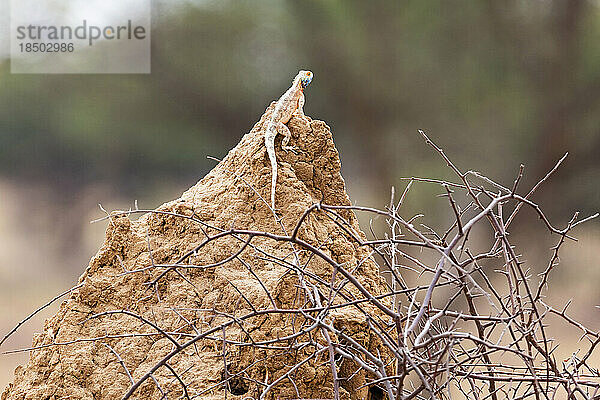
[265,69,313,212]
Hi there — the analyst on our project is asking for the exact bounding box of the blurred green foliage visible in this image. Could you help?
[0,0,598,219]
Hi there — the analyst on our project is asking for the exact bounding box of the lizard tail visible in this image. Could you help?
[271,161,277,211]
[265,128,277,211]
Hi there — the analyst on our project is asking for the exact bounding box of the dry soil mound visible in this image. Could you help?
[2,105,389,400]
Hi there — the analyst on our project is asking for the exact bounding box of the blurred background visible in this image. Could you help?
[0,0,599,389]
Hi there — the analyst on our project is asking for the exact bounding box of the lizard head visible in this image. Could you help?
[298,70,313,89]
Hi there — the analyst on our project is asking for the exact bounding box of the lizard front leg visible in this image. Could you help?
[276,121,299,154]
[293,93,310,125]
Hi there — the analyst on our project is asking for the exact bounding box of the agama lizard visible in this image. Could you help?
[265,70,313,211]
